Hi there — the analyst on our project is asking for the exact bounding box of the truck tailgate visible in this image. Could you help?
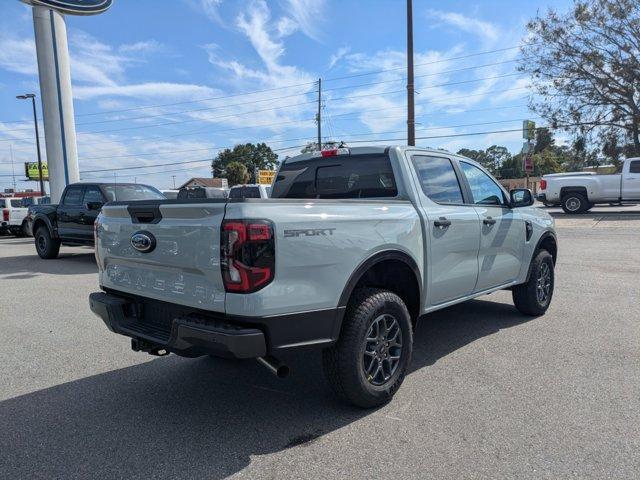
[97,201,226,313]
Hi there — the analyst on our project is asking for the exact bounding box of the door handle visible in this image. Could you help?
[434,217,451,228]
[483,216,496,226]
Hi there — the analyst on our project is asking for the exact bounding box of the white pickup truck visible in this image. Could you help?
[0,198,29,236]
[538,158,640,213]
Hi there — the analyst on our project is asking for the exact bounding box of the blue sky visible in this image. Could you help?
[0,0,571,190]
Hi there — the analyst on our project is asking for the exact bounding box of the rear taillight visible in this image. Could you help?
[221,219,275,293]
[2,209,8,222]
[540,179,547,190]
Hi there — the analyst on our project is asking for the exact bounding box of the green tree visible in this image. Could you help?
[224,161,250,186]
[534,128,555,154]
[484,145,512,175]
[533,149,563,176]
[300,141,343,153]
[457,148,488,164]
[519,0,640,156]
[212,143,278,183]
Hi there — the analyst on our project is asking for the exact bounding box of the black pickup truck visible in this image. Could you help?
[32,182,165,259]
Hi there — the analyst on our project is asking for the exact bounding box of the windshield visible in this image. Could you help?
[102,185,165,202]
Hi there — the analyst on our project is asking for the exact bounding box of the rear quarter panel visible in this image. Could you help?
[224,199,423,317]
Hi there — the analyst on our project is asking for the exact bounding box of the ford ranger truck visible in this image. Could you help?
[90,146,558,408]
[538,157,640,213]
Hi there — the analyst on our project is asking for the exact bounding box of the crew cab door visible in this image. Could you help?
[80,185,104,239]
[57,185,86,239]
[458,161,524,291]
[622,159,640,200]
[407,153,480,305]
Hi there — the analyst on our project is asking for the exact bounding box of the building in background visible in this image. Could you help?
[179,178,228,189]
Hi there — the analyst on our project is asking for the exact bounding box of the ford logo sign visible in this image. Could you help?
[130,231,156,253]
[20,0,113,16]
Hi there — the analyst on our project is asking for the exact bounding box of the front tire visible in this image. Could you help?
[512,250,554,316]
[561,193,588,214]
[35,226,60,259]
[322,288,413,408]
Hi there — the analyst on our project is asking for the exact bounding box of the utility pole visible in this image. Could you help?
[9,144,17,192]
[316,78,322,150]
[406,0,416,146]
[172,175,176,189]
[16,93,45,195]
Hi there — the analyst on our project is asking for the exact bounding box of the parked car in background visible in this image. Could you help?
[538,158,640,213]
[21,196,51,236]
[228,183,271,199]
[177,186,228,199]
[31,182,165,259]
[161,189,179,199]
[0,197,29,237]
[90,146,557,407]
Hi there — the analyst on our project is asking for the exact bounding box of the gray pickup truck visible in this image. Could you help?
[90,146,557,407]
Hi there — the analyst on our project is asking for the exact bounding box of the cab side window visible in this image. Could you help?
[83,186,104,204]
[62,186,84,206]
[630,160,640,174]
[411,155,464,204]
[459,162,506,206]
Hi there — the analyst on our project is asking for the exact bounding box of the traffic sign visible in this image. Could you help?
[523,154,534,174]
[258,169,276,185]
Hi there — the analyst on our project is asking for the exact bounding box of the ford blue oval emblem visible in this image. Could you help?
[130,231,156,253]
[20,0,113,15]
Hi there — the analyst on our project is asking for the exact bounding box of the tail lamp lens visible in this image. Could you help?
[2,209,8,222]
[540,179,547,190]
[221,220,275,293]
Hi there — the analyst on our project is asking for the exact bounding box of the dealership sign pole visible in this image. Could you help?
[19,0,113,202]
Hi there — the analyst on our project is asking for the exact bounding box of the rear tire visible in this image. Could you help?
[561,193,588,214]
[35,226,60,259]
[512,250,554,316]
[322,288,413,408]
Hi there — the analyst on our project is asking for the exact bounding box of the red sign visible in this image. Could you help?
[524,154,534,173]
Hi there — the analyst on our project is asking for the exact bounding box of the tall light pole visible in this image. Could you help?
[16,93,46,195]
[406,0,416,146]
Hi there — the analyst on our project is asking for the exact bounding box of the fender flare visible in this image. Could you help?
[525,231,557,282]
[337,250,422,309]
[32,214,57,239]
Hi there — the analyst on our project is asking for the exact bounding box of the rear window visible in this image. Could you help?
[229,186,261,199]
[271,153,397,199]
[102,184,165,202]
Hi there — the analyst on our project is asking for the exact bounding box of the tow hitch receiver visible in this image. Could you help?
[131,338,169,356]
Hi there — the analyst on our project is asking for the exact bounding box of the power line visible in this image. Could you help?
[323,45,527,82]
[323,69,521,93]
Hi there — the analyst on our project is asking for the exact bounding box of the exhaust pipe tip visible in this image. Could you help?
[257,356,290,379]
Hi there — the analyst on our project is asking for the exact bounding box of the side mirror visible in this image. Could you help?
[86,201,103,211]
[510,188,534,208]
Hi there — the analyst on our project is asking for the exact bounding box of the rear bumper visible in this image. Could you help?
[89,291,343,359]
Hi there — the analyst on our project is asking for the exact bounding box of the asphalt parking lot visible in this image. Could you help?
[1,206,638,479]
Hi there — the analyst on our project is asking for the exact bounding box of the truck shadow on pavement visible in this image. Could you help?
[0,299,534,479]
[0,252,97,279]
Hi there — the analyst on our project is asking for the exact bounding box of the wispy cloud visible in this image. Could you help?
[280,0,326,41]
[73,82,216,100]
[427,9,499,43]
[328,46,350,69]
[0,37,37,75]
[118,40,164,53]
